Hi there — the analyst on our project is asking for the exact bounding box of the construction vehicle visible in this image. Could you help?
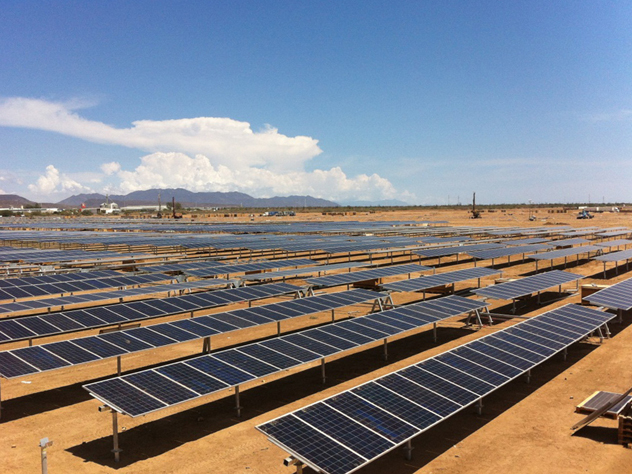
[470,192,481,219]
[577,209,593,219]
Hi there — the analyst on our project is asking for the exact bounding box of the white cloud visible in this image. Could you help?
[27,165,92,198]
[0,97,411,203]
[101,161,121,175]
[0,97,322,171]
[109,152,404,203]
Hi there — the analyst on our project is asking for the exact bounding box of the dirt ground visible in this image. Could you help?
[1,207,631,474]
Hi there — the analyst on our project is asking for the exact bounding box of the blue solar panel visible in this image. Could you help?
[0,352,39,377]
[259,415,365,474]
[237,344,301,370]
[156,363,228,394]
[124,370,198,405]
[295,403,395,459]
[324,391,418,444]
[44,341,101,364]
[11,346,70,371]
[302,328,358,351]
[259,339,321,363]
[213,350,279,377]
[87,378,167,417]
[186,357,255,386]
[352,382,441,430]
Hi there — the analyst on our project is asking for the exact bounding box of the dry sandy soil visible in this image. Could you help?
[1,208,631,474]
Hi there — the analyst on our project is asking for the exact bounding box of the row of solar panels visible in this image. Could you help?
[0,278,234,315]
[584,277,632,311]
[473,270,583,300]
[0,288,379,379]
[0,273,172,301]
[83,295,489,417]
[183,258,318,277]
[381,267,500,293]
[0,270,120,287]
[306,263,430,288]
[257,303,616,474]
[0,282,301,344]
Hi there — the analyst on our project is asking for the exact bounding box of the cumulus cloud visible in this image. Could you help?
[0,96,410,203]
[101,161,121,175]
[27,165,92,197]
[0,97,322,171]
[108,152,401,203]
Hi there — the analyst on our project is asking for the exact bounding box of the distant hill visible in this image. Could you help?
[0,194,37,207]
[57,188,339,208]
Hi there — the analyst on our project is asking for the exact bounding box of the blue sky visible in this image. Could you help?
[0,1,630,205]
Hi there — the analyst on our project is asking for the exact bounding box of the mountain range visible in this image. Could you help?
[50,188,339,208]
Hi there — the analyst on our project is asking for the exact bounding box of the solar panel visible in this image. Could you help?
[381,267,500,293]
[306,264,431,288]
[0,282,302,344]
[583,277,632,311]
[473,270,583,300]
[529,245,603,261]
[413,243,504,258]
[81,295,488,416]
[256,304,616,474]
[467,244,550,261]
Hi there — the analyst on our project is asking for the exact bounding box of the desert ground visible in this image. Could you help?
[1,207,631,474]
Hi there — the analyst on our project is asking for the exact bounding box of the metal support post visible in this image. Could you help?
[433,322,437,342]
[525,369,531,384]
[321,358,326,384]
[537,291,541,305]
[235,385,242,418]
[562,348,568,361]
[383,338,388,361]
[476,398,484,415]
[331,309,335,322]
[40,437,53,474]
[202,337,211,354]
[112,410,121,462]
[117,356,122,376]
[277,321,281,336]
[403,440,413,461]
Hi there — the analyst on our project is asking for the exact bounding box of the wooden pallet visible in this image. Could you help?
[618,403,632,446]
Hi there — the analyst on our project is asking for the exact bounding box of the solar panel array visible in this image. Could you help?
[413,243,504,259]
[547,238,590,247]
[381,267,500,293]
[593,249,632,263]
[240,262,371,281]
[0,288,379,379]
[256,304,616,474]
[583,277,632,311]
[473,270,583,300]
[139,260,227,273]
[306,264,431,288]
[529,245,603,261]
[0,278,235,316]
[0,270,119,287]
[83,295,489,417]
[467,244,550,261]
[0,282,301,344]
[184,258,317,277]
[0,272,172,301]
[595,239,632,249]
